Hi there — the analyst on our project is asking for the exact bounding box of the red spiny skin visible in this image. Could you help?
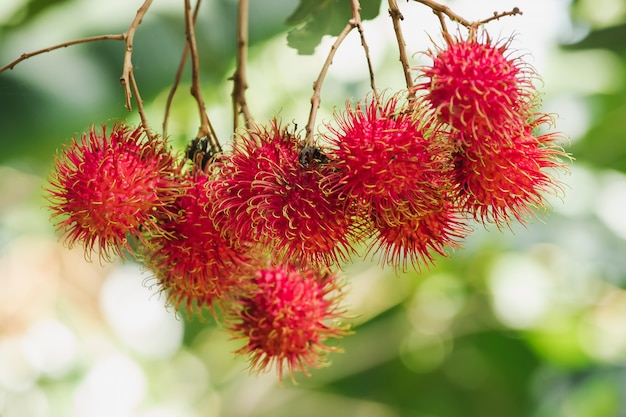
[370,202,469,271]
[211,119,356,266]
[146,171,252,313]
[454,116,568,225]
[46,124,182,261]
[415,34,535,135]
[324,96,454,226]
[228,264,348,381]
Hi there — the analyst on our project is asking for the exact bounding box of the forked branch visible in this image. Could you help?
[163,0,202,139]
[120,0,154,113]
[412,0,522,36]
[388,0,414,96]
[305,0,373,143]
[351,0,378,100]
[1,0,155,133]
[184,0,221,154]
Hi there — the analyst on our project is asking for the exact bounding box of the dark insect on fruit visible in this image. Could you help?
[299,145,329,167]
[186,136,214,170]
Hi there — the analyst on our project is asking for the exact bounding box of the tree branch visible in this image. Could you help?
[387,0,414,97]
[184,0,221,154]
[412,0,472,28]
[120,0,154,112]
[163,0,202,139]
[305,22,355,143]
[0,34,125,73]
[231,0,254,132]
[412,1,523,37]
[352,0,378,100]
[479,7,523,25]
[129,70,155,140]
[1,0,157,133]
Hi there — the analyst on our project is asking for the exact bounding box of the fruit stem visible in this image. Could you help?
[388,0,415,97]
[305,0,370,143]
[163,0,202,140]
[231,0,255,132]
[184,0,222,154]
[120,0,154,113]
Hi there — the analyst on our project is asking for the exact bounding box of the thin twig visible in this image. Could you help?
[129,69,155,140]
[162,47,190,141]
[163,0,202,139]
[231,0,254,132]
[0,34,126,73]
[479,7,523,25]
[120,0,154,112]
[412,0,472,28]
[184,0,221,154]
[305,20,358,143]
[387,0,414,96]
[435,11,453,44]
[412,1,522,36]
[351,0,378,100]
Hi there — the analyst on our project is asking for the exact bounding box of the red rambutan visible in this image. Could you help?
[46,124,182,261]
[453,115,568,225]
[145,171,252,312]
[369,202,469,271]
[415,32,536,136]
[227,263,348,380]
[211,119,356,266]
[323,95,455,226]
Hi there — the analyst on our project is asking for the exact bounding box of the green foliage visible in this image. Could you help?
[0,0,74,34]
[566,13,626,173]
[285,0,382,54]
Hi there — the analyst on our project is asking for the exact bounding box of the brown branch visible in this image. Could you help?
[162,0,202,139]
[412,0,472,28]
[184,0,221,154]
[162,46,189,141]
[0,34,125,73]
[231,0,254,132]
[305,19,358,143]
[387,0,414,96]
[120,0,154,112]
[352,0,378,100]
[435,10,453,44]
[0,0,161,140]
[412,1,523,36]
[0,1,154,119]
[479,7,523,25]
[129,69,155,141]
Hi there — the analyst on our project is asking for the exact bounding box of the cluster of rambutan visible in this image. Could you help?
[414,31,568,225]
[46,31,567,380]
[46,122,350,381]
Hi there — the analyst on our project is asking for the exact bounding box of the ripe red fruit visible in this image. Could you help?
[47,124,182,261]
[145,171,252,312]
[211,119,356,266]
[323,96,454,226]
[369,202,469,271]
[228,263,348,380]
[453,115,568,224]
[415,32,535,135]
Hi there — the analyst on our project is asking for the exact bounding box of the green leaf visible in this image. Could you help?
[286,0,333,26]
[0,0,75,34]
[571,99,626,172]
[562,22,626,55]
[285,0,382,55]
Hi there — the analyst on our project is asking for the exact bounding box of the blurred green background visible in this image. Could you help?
[1,0,626,416]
